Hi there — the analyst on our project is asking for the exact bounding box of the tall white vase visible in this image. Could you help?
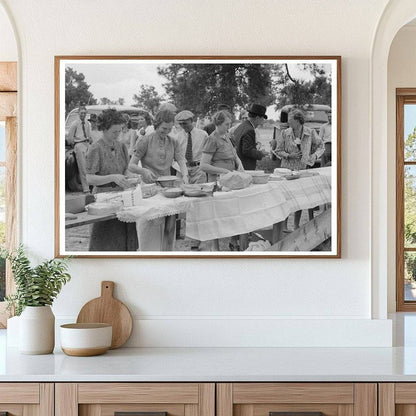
[19,306,55,354]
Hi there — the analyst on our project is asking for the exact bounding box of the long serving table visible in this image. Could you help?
[117,167,332,244]
[65,211,117,229]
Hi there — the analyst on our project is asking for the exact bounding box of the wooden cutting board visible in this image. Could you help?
[76,281,133,349]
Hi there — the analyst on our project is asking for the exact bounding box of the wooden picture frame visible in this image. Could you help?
[55,56,341,258]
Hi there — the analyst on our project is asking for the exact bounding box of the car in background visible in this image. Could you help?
[65,105,151,143]
[279,104,331,132]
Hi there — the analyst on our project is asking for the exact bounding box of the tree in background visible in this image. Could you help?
[273,64,331,108]
[158,64,275,116]
[404,128,416,281]
[65,67,97,116]
[99,97,125,106]
[132,85,163,115]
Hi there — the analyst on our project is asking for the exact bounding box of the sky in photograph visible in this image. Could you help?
[67,61,332,119]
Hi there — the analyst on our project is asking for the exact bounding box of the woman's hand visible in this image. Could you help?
[140,168,157,183]
[182,174,189,184]
[111,174,131,189]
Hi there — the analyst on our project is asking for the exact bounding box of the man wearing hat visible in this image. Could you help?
[174,110,208,184]
[234,103,268,170]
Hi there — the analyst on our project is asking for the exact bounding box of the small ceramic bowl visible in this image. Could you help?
[60,323,112,357]
[163,187,184,198]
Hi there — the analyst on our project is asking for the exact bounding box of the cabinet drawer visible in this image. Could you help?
[0,383,53,416]
[56,383,215,416]
[218,383,376,416]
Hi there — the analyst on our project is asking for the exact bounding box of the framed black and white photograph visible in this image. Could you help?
[55,56,341,258]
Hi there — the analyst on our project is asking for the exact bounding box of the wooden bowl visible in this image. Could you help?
[60,323,112,357]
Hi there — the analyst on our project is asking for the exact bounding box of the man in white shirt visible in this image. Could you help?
[67,106,92,193]
[174,110,208,184]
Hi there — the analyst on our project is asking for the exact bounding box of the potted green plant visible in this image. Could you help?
[1,245,71,354]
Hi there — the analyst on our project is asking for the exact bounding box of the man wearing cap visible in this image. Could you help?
[174,110,208,184]
[234,104,268,170]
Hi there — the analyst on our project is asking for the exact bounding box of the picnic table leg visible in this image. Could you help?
[163,215,177,251]
[272,220,285,244]
[239,234,249,251]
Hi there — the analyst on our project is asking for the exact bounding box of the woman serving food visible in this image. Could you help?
[128,109,188,251]
[86,109,138,251]
[200,110,244,181]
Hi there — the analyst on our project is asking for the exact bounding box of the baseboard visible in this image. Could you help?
[56,317,392,347]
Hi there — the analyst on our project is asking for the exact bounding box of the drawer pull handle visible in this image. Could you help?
[115,412,168,416]
[270,413,324,416]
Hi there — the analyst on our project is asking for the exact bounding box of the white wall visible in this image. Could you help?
[0,3,17,61]
[0,0,393,346]
[387,25,416,312]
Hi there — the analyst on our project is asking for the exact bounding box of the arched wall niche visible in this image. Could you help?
[0,1,18,61]
[371,0,416,319]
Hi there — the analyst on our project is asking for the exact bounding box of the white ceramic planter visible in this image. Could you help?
[19,305,55,354]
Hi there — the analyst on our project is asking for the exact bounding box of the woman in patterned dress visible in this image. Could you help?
[86,109,138,251]
[276,109,324,229]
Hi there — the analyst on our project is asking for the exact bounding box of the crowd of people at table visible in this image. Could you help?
[66,101,332,251]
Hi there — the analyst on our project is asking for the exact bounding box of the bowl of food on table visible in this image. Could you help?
[163,187,184,198]
[245,170,270,184]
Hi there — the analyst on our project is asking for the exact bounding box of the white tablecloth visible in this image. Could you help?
[185,172,331,241]
[117,167,332,242]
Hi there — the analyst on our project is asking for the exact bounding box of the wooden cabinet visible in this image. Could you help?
[378,383,416,416]
[0,381,383,416]
[0,383,53,416]
[217,383,377,416]
[55,383,215,416]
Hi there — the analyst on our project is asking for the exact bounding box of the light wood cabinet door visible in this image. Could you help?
[378,383,416,416]
[217,383,377,416]
[0,383,53,416]
[55,383,215,416]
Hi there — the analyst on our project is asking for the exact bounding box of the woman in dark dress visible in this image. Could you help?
[86,109,138,251]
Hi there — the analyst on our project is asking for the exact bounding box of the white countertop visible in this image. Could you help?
[1,335,416,382]
[2,313,416,382]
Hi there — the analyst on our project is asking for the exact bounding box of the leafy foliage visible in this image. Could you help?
[65,67,97,116]
[158,64,275,116]
[99,97,125,106]
[1,246,71,315]
[272,64,332,108]
[133,85,163,115]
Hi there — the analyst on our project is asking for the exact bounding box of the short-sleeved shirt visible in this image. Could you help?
[133,131,185,177]
[86,138,129,189]
[203,131,238,178]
